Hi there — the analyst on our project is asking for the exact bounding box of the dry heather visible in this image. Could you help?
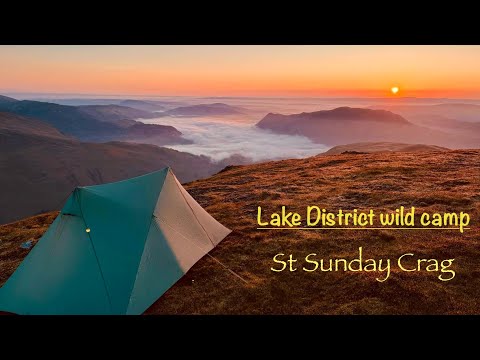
[1,150,479,314]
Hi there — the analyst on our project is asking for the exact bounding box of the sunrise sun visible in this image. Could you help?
[391,86,399,95]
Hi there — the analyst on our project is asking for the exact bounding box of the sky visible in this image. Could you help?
[1,45,480,98]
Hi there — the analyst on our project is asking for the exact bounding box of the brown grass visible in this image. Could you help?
[1,150,479,314]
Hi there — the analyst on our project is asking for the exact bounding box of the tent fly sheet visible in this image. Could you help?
[0,167,231,315]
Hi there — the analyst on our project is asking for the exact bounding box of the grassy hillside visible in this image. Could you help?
[1,150,479,314]
[323,142,449,155]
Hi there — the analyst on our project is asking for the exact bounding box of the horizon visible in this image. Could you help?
[4,92,480,103]
[2,45,480,98]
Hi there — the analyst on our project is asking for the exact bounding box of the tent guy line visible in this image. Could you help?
[156,215,248,284]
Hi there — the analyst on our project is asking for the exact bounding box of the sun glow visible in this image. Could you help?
[2,46,480,97]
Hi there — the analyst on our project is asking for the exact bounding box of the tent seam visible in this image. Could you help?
[76,189,114,314]
[125,215,155,314]
[125,169,169,314]
[169,169,216,247]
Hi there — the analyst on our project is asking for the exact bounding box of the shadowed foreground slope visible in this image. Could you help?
[1,150,479,314]
[0,112,225,224]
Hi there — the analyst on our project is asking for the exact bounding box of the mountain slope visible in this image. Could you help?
[0,96,183,143]
[0,99,122,139]
[0,111,69,139]
[76,105,159,127]
[0,112,225,224]
[256,107,479,148]
[0,95,18,105]
[1,149,479,314]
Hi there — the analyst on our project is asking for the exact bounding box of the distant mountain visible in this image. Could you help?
[76,105,159,127]
[0,112,227,224]
[119,100,166,112]
[0,96,186,144]
[323,142,449,155]
[402,114,480,133]
[259,107,409,126]
[256,107,479,148]
[0,95,18,104]
[0,99,121,139]
[431,104,480,122]
[27,98,126,106]
[32,98,187,108]
[369,103,480,123]
[257,107,410,145]
[163,103,245,117]
[120,123,192,146]
[366,104,480,145]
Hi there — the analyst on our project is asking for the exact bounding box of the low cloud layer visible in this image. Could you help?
[143,116,327,162]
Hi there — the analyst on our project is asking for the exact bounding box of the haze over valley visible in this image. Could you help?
[12,93,480,159]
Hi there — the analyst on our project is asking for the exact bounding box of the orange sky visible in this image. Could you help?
[1,45,480,98]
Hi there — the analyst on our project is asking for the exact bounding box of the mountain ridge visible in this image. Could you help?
[323,142,450,155]
[161,102,245,117]
[0,96,185,144]
[256,106,479,148]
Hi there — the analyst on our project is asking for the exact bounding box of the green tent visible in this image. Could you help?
[0,168,231,315]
